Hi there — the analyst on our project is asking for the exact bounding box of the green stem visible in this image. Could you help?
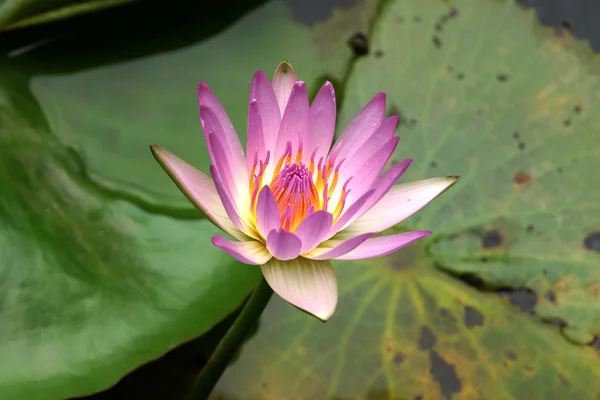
[186,275,273,400]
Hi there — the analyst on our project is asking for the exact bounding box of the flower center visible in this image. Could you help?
[270,163,319,231]
[249,140,351,233]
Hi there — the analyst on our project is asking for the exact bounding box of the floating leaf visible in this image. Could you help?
[0,68,259,399]
[0,0,136,30]
[212,0,600,397]
[28,1,324,213]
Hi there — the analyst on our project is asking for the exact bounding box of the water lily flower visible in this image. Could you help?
[151,61,458,321]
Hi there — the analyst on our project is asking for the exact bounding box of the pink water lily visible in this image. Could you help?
[151,61,458,321]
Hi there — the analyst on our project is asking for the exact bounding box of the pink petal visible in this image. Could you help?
[261,257,337,321]
[342,176,460,236]
[331,189,375,234]
[200,106,248,195]
[340,116,398,180]
[330,92,386,162]
[343,159,412,229]
[212,236,272,265]
[272,61,298,116]
[307,81,336,165]
[294,211,334,254]
[209,164,246,234]
[249,70,281,159]
[207,131,244,208]
[335,231,432,260]
[255,186,281,238]
[266,229,302,261]
[246,100,265,173]
[307,232,374,260]
[275,81,309,161]
[151,145,244,240]
[198,84,246,176]
[345,136,400,205]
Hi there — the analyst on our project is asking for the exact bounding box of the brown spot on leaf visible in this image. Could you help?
[559,373,568,386]
[526,224,534,233]
[498,288,538,312]
[584,231,600,251]
[393,352,405,366]
[456,72,464,80]
[497,73,509,82]
[418,325,437,350]
[429,350,462,400]
[430,161,438,168]
[439,307,457,327]
[433,36,442,48]
[504,350,518,360]
[563,119,571,126]
[464,305,484,328]
[348,32,369,56]
[574,104,582,113]
[547,317,568,327]
[513,170,532,187]
[481,229,503,248]
[512,131,520,139]
[374,50,384,58]
[588,282,600,298]
[544,290,557,304]
[518,142,525,150]
[524,364,534,373]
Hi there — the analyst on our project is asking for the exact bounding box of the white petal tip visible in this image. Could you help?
[261,258,338,322]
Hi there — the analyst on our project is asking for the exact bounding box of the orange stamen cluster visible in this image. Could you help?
[249,138,351,232]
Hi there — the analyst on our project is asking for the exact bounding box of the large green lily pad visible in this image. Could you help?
[212,0,600,398]
[214,257,600,399]
[0,66,260,399]
[27,1,323,214]
[0,0,136,30]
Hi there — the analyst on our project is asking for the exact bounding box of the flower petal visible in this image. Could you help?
[294,211,334,254]
[331,189,375,234]
[345,136,400,205]
[201,106,248,200]
[305,232,374,260]
[151,145,245,240]
[212,236,272,265]
[335,230,431,260]
[340,116,398,180]
[342,176,460,236]
[261,257,337,321]
[249,70,281,159]
[272,61,298,116]
[210,165,250,236]
[246,100,265,173]
[198,83,246,176]
[331,92,386,162]
[266,229,302,260]
[275,81,309,161]
[307,81,336,165]
[256,186,281,238]
[342,159,412,231]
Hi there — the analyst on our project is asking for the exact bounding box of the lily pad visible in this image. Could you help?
[212,0,600,397]
[214,256,600,399]
[338,0,600,343]
[0,68,260,400]
[27,0,324,214]
[0,0,135,30]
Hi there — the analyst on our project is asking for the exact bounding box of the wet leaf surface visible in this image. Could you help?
[214,256,600,399]
[22,1,324,214]
[0,0,135,30]
[340,0,600,344]
[212,0,600,398]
